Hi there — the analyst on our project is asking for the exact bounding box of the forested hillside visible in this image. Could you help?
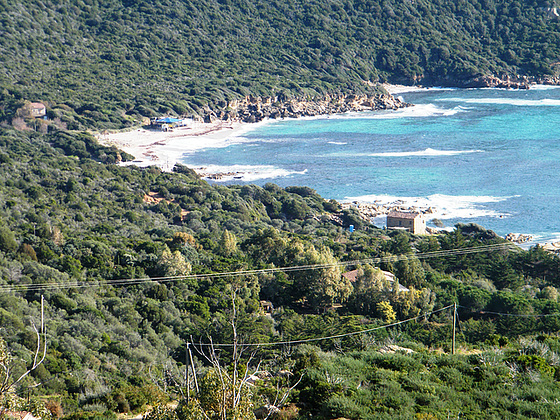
[2,128,560,418]
[1,0,560,128]
[4,1,560,419]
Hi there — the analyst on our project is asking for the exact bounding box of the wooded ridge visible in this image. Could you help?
[1,0,560,129]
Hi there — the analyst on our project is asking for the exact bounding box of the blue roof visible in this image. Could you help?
[157,117,182,123]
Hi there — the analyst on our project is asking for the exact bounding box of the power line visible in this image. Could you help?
[458,306,560,318]
[0,243,516,294]
[193,305,455,348]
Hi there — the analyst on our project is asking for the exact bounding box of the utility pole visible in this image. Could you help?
[452,303,457,355]
[41,295,44,335]
[188,342,199,394]
[185,343,189,402]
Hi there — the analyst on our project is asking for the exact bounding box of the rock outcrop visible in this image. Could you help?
[201,93,408,123]
[505,233,534,243]
[462,75,531,89]
[444,74,560,89]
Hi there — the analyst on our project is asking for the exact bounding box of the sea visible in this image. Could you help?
[180,86,560,245]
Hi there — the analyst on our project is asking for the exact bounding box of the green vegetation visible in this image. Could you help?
[1,0,560,128]
[1,128,560,418]
[2,0,560,418]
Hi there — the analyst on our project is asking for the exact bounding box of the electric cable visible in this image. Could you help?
[192,304,455,348]
[0,242,516,294]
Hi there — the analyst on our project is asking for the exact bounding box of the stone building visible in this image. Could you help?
[387,211,426,235]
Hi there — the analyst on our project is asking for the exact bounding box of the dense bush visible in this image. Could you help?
[2,127,560,417]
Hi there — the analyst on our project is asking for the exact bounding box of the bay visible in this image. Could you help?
[180,86,560,244]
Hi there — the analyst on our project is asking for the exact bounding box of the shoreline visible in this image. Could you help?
[98,85,560,251]
[340,200,556,249]
[340,199,560,252]
[98,87,408,171]
[99,83,560,171]
[98,120,262,171]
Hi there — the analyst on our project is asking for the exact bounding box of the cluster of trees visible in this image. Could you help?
[1,0,560,128]
[1,126,560,418]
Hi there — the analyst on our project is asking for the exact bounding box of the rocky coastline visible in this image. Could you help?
[340,202,540,243]
[201,92,408,123]
[435,74,560,90]
[340,201,437,221]
[191,75,559,123]
[339,201,443,234]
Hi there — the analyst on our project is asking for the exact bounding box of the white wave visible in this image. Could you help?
[342,193,517,220]
[438,97,560,107]
[530,84,560,91]
[328,141,347,145]
[383,84,458,94]
[261,103,464,125]
[367,148,483,157]
[533,232,560,243]
[510,232,560,250]
[192,164,307,182]
[370,103,464,119]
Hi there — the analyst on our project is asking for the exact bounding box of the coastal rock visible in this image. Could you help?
[464,75,530,89]
[429,74,560,89]
[201,91,408,123]
[203,112,218,123]
[505,233,534,243]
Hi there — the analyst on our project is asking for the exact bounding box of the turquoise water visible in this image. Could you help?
[181,87,560,242]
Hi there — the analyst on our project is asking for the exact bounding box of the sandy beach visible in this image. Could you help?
[382,83,426,94]
[98,120,257,172]
[99,85,412,172]
[97,90,549,249]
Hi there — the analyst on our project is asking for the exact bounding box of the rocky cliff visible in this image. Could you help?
[202,93,407,123]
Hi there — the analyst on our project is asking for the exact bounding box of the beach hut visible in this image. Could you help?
[150,117,183,131]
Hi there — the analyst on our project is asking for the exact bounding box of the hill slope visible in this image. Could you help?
[1,128,560,418]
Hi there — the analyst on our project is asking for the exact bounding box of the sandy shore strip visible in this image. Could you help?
[97,120,259,171]
[382,83,427,95]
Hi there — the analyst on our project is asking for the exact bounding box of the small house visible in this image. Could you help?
[150,117,188,131]
[387,211,426,235]
[260,300,274,313]
[27,102,46,117]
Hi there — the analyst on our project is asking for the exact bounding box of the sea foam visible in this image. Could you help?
[306,103,465,121]
[193,164,307,182]
[369,103,465,119]
[366,148,483,157]
[342,193,515,221]
[438,97,560,107]
[530,84,560,91]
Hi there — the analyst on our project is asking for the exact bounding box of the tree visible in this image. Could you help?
[377,301,396,322]
[348,264,388,315]
[292,245,350,309]
[1,297,47,413]
[218,230,238,257]
[0,227,17,252]
[147,287,300,420]
[394,257,426,288]
[157,248,192,277]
